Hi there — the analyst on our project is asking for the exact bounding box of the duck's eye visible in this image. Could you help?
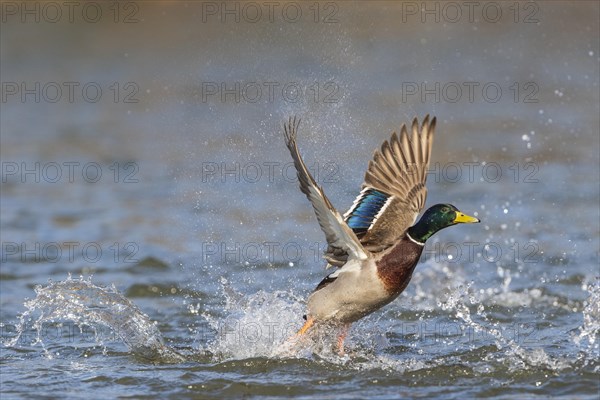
[441,206,449,213]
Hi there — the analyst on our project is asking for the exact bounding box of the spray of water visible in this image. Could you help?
[3,273,597,372]
[573,278,600,370]
[3,275,184,363]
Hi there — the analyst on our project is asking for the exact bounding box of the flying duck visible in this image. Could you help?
[283,115,480,353]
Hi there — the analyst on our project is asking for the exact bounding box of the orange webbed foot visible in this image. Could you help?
[296,317,315,336]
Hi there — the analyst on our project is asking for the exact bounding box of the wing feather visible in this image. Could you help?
[346,115,436,251]
[283,117,368,265]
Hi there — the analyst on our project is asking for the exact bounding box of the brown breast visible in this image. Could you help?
[376,236,424,296]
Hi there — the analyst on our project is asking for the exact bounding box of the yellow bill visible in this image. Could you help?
[454,212,480,224]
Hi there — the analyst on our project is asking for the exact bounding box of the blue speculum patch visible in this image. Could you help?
[346,188,390,234]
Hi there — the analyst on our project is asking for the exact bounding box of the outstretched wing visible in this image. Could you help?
[283,117,368,265]
[344,115,436,252]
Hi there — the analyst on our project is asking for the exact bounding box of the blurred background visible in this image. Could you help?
[1,1,599,398]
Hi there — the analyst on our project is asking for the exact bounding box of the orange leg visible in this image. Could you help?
[296,317,315,336]
[277,317,315,355]
[336,323,351,355]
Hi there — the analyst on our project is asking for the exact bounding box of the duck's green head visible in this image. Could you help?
[408,204,480,243]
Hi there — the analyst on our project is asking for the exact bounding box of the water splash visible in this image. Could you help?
[200,278,308,359]
[573,278,600,368]
[3,275,184,363]
[440,281,571,371]
[199,279,393,363]
[4,275,372,364]
[5,272,597,374]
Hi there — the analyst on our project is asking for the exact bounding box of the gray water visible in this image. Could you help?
[1,2,599,399]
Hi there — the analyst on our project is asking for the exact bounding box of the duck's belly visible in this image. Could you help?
[306,259,394,323]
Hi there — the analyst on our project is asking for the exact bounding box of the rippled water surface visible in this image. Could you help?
[1,2,599,399]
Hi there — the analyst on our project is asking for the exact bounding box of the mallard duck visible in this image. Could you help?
[283,115,480,352]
